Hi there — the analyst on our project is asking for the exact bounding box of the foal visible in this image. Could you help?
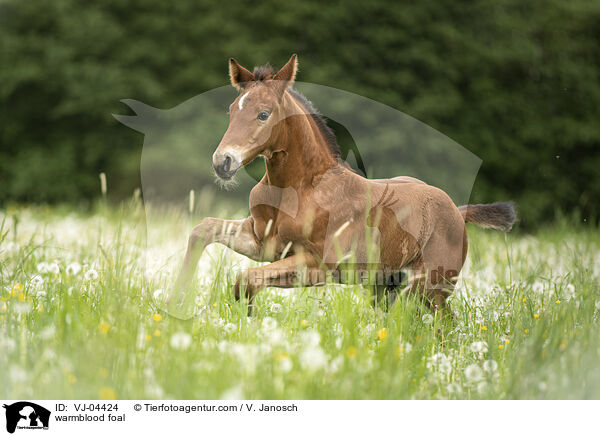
[171,54,516,312]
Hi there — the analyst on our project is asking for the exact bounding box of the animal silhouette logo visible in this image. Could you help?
[3,402,50,433]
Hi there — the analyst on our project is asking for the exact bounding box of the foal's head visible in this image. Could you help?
[212,54,299,180]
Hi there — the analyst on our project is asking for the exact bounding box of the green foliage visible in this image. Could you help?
[1,0,599,227]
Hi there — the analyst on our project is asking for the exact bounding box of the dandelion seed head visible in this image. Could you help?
[465,364,484,382]
[84,269,99,281]
[470,341,488,353]
[269,303,282,314]
[170,331,192,350]
[483,359,498,373]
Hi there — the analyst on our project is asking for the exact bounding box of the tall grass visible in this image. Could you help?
[0,205,599,399]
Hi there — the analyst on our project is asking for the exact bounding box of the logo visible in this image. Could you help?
[3,402,50,434]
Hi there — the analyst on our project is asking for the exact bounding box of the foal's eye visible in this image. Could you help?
[257,111,270,121]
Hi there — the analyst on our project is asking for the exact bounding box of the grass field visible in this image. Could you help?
[1,203,599,399]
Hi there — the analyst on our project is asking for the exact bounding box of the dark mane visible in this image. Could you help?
[287,88,342,159]
[252,64,276,81]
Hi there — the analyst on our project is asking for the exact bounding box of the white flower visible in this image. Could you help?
[465,364,484,382]
[397,341,413,354]
[40,326,56,340]
[84,269,99,281]
[269,303,283,313]
[428,352,452,374]
[278,355,293,373]
[5,241,19,253]
[170,332,192,350]
[37,262,49,274]
[300,346,327,372]
[328,356,343,373]
[224,322,237,333]
[29,275,44,290]
[300,330,321,348]
[261,317,278,330]
[221,385,244,400]
[48,263,60,275]
[153,289,165,300]
[66,262,82,275]
[565,283,575,300]
[265,329,285,346]
[335,337,343,349]
[421,313,434,325]
[470,341,488,353]
[483,359,498,373]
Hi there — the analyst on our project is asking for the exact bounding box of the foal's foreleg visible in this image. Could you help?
[171,217,261,300]
[234,252,326,303]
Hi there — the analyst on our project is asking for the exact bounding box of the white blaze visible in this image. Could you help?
[238,91,250,110]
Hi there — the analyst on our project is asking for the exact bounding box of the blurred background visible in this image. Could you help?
[1,0,599,228]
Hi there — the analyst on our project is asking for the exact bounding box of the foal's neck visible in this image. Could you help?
[264,94,338,188]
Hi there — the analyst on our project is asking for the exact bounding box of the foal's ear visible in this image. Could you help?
[229,58,255,90]
[273,54,298,96]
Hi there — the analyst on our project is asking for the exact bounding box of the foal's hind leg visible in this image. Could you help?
[406,258,458,315]
[373,271,407,310]
[409,229,467,316]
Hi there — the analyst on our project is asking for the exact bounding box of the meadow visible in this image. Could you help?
[1,202,599,400]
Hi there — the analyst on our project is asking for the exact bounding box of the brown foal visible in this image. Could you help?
[171,54,516,312]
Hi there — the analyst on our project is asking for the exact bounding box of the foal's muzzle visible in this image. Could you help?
[212,152,241,180]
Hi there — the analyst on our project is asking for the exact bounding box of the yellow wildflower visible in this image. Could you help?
[275,352,290,361]
[11,283,23,296]
[534,313,540,319]
[17,293,25,302]
[524,329,529,334]
[98,321,111,334]
[99,387,117,400]
[346,346,358,358]
[152,313,163,322]
[555,300,561,304]
[376,328,388,341]
[498,344,505,350]
[480,325,487,331]
[153,329,161,337]
[522,298,527,302]
[300,319,308,327]
[145,334,152,341]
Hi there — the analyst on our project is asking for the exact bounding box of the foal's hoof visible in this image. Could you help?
[160,288,196,320]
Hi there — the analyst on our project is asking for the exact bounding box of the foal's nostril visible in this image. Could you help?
[223,154,232,173]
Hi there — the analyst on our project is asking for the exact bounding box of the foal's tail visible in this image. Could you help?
[458,201,517,232]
